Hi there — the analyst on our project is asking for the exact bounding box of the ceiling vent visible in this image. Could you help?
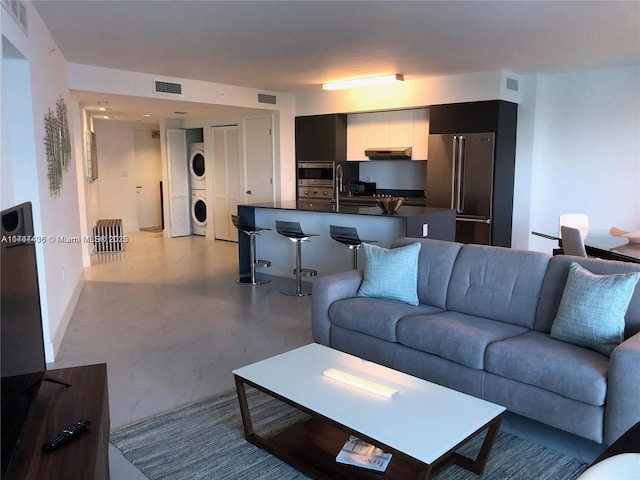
[258,93,277,105]
[506,78,519,92]
[153,80,183,96]
[2,0,28,32]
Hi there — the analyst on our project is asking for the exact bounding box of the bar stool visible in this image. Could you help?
[330,225,377,270]
[276,220,319,296]
[232,215,272,285]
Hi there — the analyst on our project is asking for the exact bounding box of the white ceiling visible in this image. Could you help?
[32,0,640,122]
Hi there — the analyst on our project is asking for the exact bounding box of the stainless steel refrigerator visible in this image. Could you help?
[426,133,495,245]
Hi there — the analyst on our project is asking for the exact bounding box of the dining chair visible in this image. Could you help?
[560,225,587,257]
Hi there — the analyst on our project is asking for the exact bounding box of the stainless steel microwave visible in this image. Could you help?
[297,161,334,187]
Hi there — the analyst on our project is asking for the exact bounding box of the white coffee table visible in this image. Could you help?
[233,343,505,479]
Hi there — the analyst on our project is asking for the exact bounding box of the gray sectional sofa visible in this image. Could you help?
[311,237,640,445]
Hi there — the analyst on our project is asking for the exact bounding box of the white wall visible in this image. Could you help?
[1,4,85,361]
[296,70,518,115]
[91,120,164,232]
[92,120,139,231]
[76,109,100,265]
[68,63,298,202]
[527,66,640,254]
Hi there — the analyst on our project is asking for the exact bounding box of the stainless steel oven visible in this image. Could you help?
[298,161,335,203]
[297,161,334,187]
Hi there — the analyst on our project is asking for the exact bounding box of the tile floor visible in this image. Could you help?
[50,231,604,479]
[50,231,313,479]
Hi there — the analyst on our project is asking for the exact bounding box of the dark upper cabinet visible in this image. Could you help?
[429,100,513,134]
[429,100,518,248]
[295,114,347,162]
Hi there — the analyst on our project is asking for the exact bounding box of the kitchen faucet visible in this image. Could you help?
[335,163,343,210]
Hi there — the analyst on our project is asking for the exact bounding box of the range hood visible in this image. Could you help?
[365,147,412,160]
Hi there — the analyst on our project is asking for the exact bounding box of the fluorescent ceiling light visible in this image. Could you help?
[323,368,398,399]
[322,74,404,91]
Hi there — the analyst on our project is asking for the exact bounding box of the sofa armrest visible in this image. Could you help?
[311,270,363,346]
[605,331,640,444]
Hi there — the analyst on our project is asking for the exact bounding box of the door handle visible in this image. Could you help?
[450,136,457,210]
[457,217,491,224]
[246,190,252,194]
[456,136,464,213]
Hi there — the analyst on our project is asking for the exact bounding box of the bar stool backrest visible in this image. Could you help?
[276,220,306,239]
[232,215,251,233]
[330,225,362,246]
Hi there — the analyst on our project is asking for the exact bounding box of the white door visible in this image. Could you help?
[166,128,191,237]
[134,130,162,229]
[243,116,274,204]
[212,126,242,241]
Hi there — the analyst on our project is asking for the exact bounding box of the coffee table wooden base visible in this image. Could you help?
[235,375,504,480]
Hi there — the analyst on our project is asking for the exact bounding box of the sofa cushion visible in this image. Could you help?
[391,237,463,309]
[356,242,421,306]
[396,311,528,370]
[550,262,640,356]
[485,331,609,406]
[447,244,549,329]
[536,255,640,338]
[329,297,443,342]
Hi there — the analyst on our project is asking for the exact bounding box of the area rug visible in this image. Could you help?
[111,387,588,480]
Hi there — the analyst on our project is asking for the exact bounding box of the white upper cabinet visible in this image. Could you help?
[412,108,429,161]
[347,108,429,161]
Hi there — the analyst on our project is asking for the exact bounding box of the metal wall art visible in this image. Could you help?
[44,97,71,196]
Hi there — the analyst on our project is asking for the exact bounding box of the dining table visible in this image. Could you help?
[531,229,640,264]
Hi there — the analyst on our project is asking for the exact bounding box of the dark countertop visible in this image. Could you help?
[338,195,427,207]
[243,201,450,217]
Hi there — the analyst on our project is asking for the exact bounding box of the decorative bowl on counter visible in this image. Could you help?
[375,196,405,214]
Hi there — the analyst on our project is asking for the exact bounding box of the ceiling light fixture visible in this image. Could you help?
[322,74,404,91]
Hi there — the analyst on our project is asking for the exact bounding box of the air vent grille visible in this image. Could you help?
[258,93,277,105]
[2,0,27,32]
[154,80,182,95]
[506,78,519,92]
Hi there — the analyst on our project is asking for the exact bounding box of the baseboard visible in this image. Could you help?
[45,269,85,363]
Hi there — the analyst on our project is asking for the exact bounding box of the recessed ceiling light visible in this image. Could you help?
[102,115,110,119]
[99,107,107,111]
[142,114,152,118]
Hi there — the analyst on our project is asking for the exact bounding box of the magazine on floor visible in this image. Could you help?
[335,435,393,472]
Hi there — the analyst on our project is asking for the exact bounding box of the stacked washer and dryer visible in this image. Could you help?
[189,143,207,236]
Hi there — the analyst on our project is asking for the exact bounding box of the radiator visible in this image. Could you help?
[93,219,124,253]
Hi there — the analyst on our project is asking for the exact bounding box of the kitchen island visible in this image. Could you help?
[237,201,455,279]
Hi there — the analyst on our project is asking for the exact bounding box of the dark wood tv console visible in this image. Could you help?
[5,363,110,480]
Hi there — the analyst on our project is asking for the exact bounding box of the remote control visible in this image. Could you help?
[42,419,90,452]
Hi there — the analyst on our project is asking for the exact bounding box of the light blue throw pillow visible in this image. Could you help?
[550,262,640,356]
[356,242,421,306]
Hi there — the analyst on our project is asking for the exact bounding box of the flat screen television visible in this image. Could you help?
[1,202,47,478]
